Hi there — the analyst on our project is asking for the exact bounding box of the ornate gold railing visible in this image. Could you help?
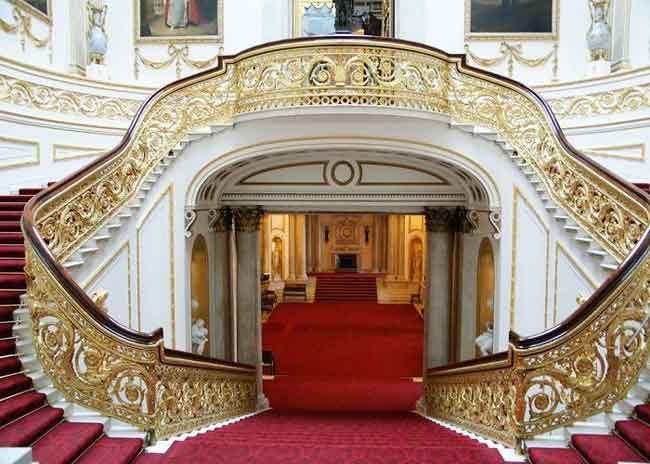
[22,36,650,443]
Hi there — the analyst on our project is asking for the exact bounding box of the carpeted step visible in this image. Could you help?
[18,188,42,196]
[32,422,104,464]
[0,259,25,273]
[0,222,21,232]
[134,454,165,464]
[0,244,25,257]
[0,232,24,244]
[0,406,63,446]
[77,436,144,464]
[0,320,15,337]
[615,420,650,458]
[0,274,26,288]
[0,290,23,305]
[0,355,21,375]
[0,338,16,355]
[0,202,27,211]
[636,404,650,425]
[0,211,22,221]
[0,195,34,203]
[571,434,647,463]
[0,391,46,425]
[527,447,584,464]
[0,305,17,321]
[0,373,32,400]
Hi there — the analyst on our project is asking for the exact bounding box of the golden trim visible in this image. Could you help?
[510,187,550,330]
[82,241,132,328]
[134,0,224,44]
[580,143,645,161]
[53,143,107,162]
[136,184,176,348]
[134,45,223,80]
[464,0,559,41]
[553,240,599,324]
[0,135,40,169]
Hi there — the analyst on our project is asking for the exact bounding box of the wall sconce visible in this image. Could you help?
[324,226,330,243]
[364,226,370,244]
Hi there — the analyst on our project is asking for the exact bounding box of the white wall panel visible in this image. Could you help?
[137,184,175,348]
[511,188,549,337]
[84,241,132,328]
[0,136,39,168]
[553,243,598,325]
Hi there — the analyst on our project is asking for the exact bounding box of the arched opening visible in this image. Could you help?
[475,237,495,358]
[190,234,211,356]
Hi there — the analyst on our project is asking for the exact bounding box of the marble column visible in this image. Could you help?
[287,215,297,280]
[208,207,233,361]
[373,215,380,273]
[233,207,268,409]
[386,215,399,279]
[295,214,308,280]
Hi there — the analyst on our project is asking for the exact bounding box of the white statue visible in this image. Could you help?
[474,323,494,357]
[190,299,208,355]
[587,0,611,61]
[87,2,108,65]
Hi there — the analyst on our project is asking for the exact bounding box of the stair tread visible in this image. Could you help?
[32,421,104,464]
[528,447,584,464]
[0,391,46,425]
[77,436,144,464]
[0,373,32,400]
[636,404,650,424]
[616,420,650,458]
[0,406,62,447]
[0,338,16,356]
[572,434,648,463]
[0,355,21,376]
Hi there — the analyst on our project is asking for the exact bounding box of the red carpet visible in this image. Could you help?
[137,410,509,463]
[313,272,379,301]
[262,301,422,411]
[0,187,144,463]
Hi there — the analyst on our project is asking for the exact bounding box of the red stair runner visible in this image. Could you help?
[136,410,510,463]
[313,272,379,301]
[0,187,144,463]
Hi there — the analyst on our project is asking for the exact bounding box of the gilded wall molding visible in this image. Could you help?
[0,73,141,120]
[0,2,52,62]
[134,45,223,80]
[0,135,40,169]
[52,143,107,162]
[464,42,559,81]
[547,83,650,118]
[580,143,645,161]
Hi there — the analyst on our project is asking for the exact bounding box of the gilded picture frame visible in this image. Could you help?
[292,0,395,38]
[134,0,224,44]
[16,0,52,24]
[464,0,559,41]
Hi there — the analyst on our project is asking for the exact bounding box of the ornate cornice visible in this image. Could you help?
[232,207,264,233]
[208,207,233,233]
[0,73,141,120]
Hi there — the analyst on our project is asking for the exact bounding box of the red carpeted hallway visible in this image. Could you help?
[0,188,144,463]
[136,410,511,464]
[262,300,423,411]
[313,272,379,301]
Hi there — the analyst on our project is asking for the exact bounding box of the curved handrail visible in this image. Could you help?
[20,35,650,443]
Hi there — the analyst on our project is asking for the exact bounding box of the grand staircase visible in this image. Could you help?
[0,188,144,463]
[314,273,378,301]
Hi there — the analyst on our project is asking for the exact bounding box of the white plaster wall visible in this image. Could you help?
[553,244,598,325]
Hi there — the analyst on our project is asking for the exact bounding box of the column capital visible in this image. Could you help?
[233,207,264,232]
[208,207,233,233]
[424,207,478,234]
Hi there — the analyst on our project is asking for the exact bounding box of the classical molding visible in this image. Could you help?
[464,42,558,81]
[184,209,197,239]
[0,3,52,61]
[232,207,264,233]
[208,207,233,233]
[0,73,140,120]
[134,45,223,80]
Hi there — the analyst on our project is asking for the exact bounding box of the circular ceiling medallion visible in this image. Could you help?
[331,161,355,186]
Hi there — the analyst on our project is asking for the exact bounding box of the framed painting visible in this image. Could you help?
[135,0,223,44]
[16,0,52,24]
[465,0,559,41]
[293,0,394,38]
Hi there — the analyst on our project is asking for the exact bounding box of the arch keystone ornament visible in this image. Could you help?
[19,36,650,444]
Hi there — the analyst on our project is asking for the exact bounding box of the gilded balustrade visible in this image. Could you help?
[22,37,650,443]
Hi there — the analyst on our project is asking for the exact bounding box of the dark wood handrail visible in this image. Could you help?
[20,35,650,369]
